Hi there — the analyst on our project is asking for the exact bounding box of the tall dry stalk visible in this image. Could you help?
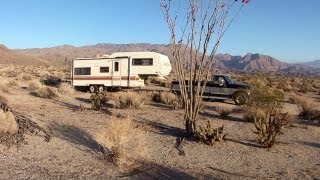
[161,0,247,135]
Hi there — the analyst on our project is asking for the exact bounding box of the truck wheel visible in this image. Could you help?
[98,86,104,92]
[234,92,248,105]
[89,85,96,93]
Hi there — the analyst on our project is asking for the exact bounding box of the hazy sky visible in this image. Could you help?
[0,0,319,62]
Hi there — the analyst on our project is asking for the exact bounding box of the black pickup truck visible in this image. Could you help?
[171,74,251,105]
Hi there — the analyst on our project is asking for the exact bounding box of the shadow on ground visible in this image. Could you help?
[134,117,185,138]
[118,162,195,179]
[296,140,320,148]
[49,122,101,154]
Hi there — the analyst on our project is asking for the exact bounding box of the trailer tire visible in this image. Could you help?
[98,86,104,92]
[89,85,96,93]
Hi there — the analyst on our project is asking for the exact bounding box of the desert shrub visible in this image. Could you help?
[195,121,226,145]
[8,79,18,87]
[253,105,290,147]
[299,79,312,93]
[58,83,74,95]
[146,76,171,87]
[294,96,320,121]
[32,87,58,99]
[0,80,10,93]
[95,117,148,169]
[90,92,108,111]
[0,97,51,147]
[28,80,42,91]
[159,91,181,109]
[244,81,289,147]
[20,74,33,81]
[0,109,18,135]
[41,76,61,87]
[216,106,233,118]
[110,91,150,109]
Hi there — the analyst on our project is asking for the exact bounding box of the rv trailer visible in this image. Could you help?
[71,51,172,92]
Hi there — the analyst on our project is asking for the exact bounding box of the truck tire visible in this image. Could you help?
[234,92,248,105]
[89,85,96,93]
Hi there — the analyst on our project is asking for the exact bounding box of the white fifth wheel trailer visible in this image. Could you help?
[71,51,172,92]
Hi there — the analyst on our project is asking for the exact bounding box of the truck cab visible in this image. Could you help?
[171,74,251,105]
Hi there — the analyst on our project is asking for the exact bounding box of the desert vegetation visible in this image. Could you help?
[0,63,319,178]
[95,117,149,169]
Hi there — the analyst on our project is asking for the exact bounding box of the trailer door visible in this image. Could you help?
[112,60,121,86]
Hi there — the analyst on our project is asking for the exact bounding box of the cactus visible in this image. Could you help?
[195,121,226,145]
[90,92,107,111]
[253,102,290,148]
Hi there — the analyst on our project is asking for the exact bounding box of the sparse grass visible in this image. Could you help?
[8,79,18,87]
[159,91,181,109]
[146,76,171,87]
[95,117,148,169]
[216,106,233,118]
[28,80,42,91]
[110,91,150,109]
[58,83,74,95]
[20,74,33,81]
[32,86,58,99]
[0,109,18,135]
[293,96,320,121]
[0,80,10,93]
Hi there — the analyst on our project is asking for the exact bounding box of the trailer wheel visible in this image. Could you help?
[98,86,104,92]
[89,85,96,93]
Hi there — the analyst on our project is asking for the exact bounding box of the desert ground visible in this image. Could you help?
[0,65,319,179]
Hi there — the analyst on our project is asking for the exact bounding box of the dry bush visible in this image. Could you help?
[254,106,290,147]
[110,91,150,109]
[244,80,289,147]
[90,92,108,111]
[146,76,171,87]
[0,96,51,147]
[28,80,42,91]
[32,86,58,99]
[20,74,33,81]
[8,79,18,87]
[58,83,74,95]
[0,109,18,135]
[0,80,10,93]
[195,121,226,145]
[159,91,181,109]
[216,106,233,118]
[95,117,148,169]
[293,96,320,121]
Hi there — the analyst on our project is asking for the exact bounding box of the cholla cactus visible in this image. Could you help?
[195,121,226,145]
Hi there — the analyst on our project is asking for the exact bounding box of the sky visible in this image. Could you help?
[0,0,319,62]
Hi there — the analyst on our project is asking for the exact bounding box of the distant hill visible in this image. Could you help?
[5,43,320,76]
[215,53,288,72]
[0,44,47,65]
[298,60,320,68]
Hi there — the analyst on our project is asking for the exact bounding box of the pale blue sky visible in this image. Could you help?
[0,0,319,62]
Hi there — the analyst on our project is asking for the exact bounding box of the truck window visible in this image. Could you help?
[74,67,91,75]
[132,58,153,66]
[114,62,119,72]
[100,67,109,73]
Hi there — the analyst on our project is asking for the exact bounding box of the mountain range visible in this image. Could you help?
[0,43,319,76]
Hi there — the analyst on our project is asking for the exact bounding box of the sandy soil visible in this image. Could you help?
[0,84,319,179]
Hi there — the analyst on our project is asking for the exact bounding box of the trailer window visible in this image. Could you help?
[74,67,91,75]
[114,62,119,72]
[132,58,153,66]
[100,67,109,73]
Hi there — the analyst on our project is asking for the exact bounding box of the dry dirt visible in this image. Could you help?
[0,83,319,179]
